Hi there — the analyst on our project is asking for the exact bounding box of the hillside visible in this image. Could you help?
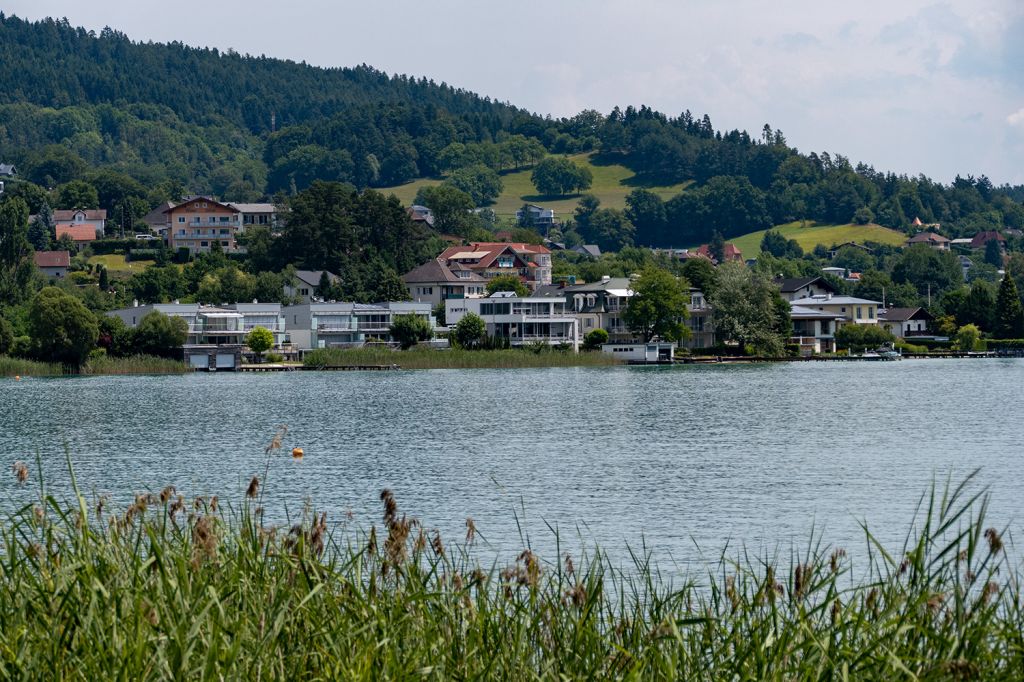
[382,153,690,220]
[729,221,908,258]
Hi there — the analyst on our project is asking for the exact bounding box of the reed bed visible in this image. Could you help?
[82,354,189,375]
[0,461,1020,679]
[304,346,621,369]
[0,356,63,377]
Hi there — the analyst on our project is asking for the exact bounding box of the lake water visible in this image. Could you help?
[2,360,1021,570]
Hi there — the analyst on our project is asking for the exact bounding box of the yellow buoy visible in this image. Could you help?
[291,447,304,459]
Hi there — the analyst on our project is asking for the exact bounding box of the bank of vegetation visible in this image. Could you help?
[303,346,620,370]
[0,462,1019,678]
[0,353,187,376]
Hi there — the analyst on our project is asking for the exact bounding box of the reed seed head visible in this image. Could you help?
[12,461,28,485]
[465,517,476,544]
[985,528,1003,555]
[246,476,260,499]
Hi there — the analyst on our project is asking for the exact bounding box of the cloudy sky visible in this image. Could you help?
[7,0,1024,185]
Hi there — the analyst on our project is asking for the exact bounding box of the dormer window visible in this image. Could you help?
[498,256,514,268]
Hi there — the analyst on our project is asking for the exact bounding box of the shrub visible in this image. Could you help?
[389,313,432,349]
[452,313,486,349]
[265,352,284,363]
[583,328,609,350]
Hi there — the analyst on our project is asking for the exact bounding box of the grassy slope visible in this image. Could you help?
[88,254,155,274]
[729,221,907,258]
[380,153,690,222]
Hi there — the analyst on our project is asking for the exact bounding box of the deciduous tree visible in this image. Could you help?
[622,266,690,342]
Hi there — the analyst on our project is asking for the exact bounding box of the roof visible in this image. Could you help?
[694,243,742,262]
[789,305,845,319]
[166,197,238,213]
[572,244,602,257]
[877,307,933,322]
[437,242,550,270]
[293,270,340,287]
[143,202,176,225]
[53,209,107,221]
[775,276,837,294]
[970,231,1005,248]
[790,295,881,307]
[33,250,70,268]
[402,258,485,284]
[55,225,97,242]
[227,203,275,213]
[907,232,949,244]
[0,163,15,177]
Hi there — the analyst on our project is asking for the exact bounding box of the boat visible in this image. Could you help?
[860,344,901,361]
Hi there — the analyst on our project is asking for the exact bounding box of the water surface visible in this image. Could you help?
[2,360,1020,568]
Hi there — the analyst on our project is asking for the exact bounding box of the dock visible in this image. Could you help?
[236,364,401,372]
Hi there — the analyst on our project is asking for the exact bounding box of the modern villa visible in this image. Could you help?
[445,293,580,351]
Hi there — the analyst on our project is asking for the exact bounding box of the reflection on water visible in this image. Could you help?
[2,360,1021,567]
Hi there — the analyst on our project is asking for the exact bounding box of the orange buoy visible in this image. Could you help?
[14,375,20,381]
[291,447,304,459]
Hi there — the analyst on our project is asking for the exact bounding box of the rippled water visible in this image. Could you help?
[2,360,1021,568]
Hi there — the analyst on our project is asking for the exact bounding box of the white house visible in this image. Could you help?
[788,294,882,325]
[877,307,933,339]
[283,270,341,304]
[600,342,675,363]
[789,305,844,355]
[445,292,579,351]
[283,301,435,350]
[775,276,838,302]
[515,204,557,228]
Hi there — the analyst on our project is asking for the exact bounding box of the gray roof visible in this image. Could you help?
[572,244,602,257]
[790,295,881,307]
[0,163,16,176]
[789,305,844,319]
[402,259,484,284]
[877,307,932,322]
[227,203,275,213]
[775,276,837,293]
[293,270,340,287]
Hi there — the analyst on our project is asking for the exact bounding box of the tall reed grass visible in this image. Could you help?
[0,459,1019,679]
[304,346,621,369]
[0,356,63,376]
[0,354,187,377]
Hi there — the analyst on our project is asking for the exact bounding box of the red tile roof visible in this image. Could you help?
[55,225,98,243]
[970,231,1005,248]
[33,250,71,268]
[695,243,743,262]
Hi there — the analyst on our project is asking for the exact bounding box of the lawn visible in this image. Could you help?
[380,153,690,223]
[87,254,155,274]
[729,221,907,258]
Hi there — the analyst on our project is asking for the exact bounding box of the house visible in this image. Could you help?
[445,293,579,351]
[958,255,973,279]
[789,305,844,355]
[535,276,634,342]
[542,238,566,251]
[686,288,715,349]
[694,243,743,263]
[950,238,973,248]
[54,209,106,240]
[107,302,289,369]
[284,270,341,304]
[428,242,553,291]
[601,342,676,364]
[515,204,558,228]
[572,244,602,258]
[228,203,278,233]
[877,307,933,339]
[284,301,435,350]
[402,258,488,306]
[55,224,99,247]
[774,276,838,302]
[0,163,15,177]
[906,232,950,250]
[821,266,847,279]
[164,197,242,254]
[33,250,71,278]
[970,231,1005,250]
[828,242,873,259]
[142,201,176,240]
[787,294,881,325]
[407,205,435,229]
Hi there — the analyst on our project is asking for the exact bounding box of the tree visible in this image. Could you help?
[582,327,609,350]
[709,231,726,264]
[0,197,33,303]
[892,246,962,298]
[953,324,981,351]
[414,184,475,235]
[530,157,592,196]
[27,287,99,366]
[316,271,333,298]
[984,239,1004,268]
[581,208,635,253]
[27,214,49,252]
[680,257,719,299]
[133,311,188,358]
[0,315,13,355]
[486,274,528,297]
[958,281,996,331]
[760,230,803,259]
[624,189,667,246]
[710,262,790,355]
[246,326,275,361]
[994,275,1024,339]
[445,164,503,205]
[622,266,690,342]
[852,206,874,225]
[452,312,486,349]
[834,324,895,353]
[54,180,100,210]
[389,313,432,349]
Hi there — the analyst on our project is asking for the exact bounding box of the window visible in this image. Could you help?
[221,241,229,247]
[498,256,514,268]
[178,216,185,223]
[841,307,846,313]
[219,229,229,235]
[200,241,209,247]
[868,307,875,319]
[585,319,593,328]
[856,307,862,319]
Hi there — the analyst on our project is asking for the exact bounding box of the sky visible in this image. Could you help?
[6,0,1024,185]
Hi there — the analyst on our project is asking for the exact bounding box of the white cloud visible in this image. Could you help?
[1008,109,1024,127]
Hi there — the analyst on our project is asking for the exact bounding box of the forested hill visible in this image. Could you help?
[0,14,528,132]
[0,13,1021,250]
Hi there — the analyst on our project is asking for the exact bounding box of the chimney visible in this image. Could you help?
[601,275,611,283]
[132,299,138,308]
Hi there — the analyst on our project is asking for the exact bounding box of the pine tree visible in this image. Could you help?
[27,214,49,251]
[994,274,1024,339]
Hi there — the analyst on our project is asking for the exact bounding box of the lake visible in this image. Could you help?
[2,360,1021,569]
